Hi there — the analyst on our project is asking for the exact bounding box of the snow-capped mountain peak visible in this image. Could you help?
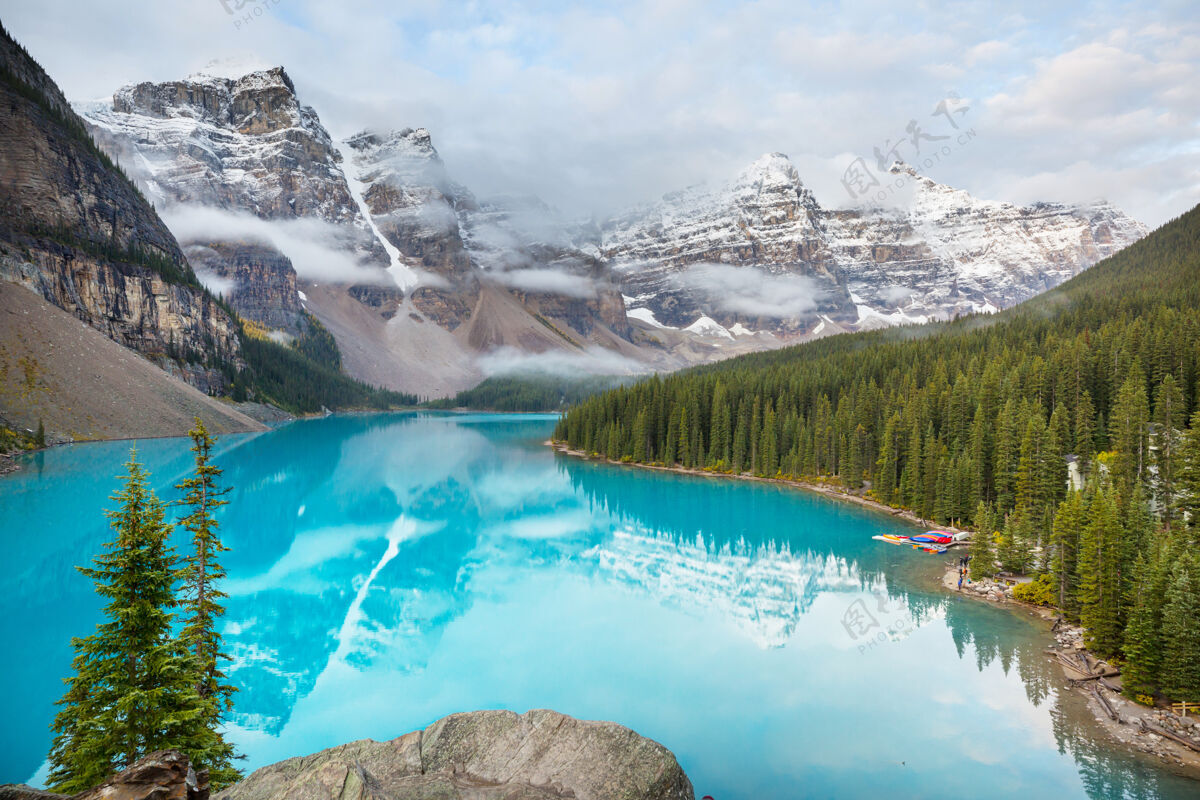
[604,154,1147,336]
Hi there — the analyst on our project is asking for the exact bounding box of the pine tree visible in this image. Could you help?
[1152,374,1186,528]
[760,404,778,476]
[1160,552,1200,701]
[632,410,648,462]
[665,411,680,465]
[1108,370,1149,502]
[1075,390,1097,472]
[1179,408,1200,531]
[175,419,241,787]
[969,501,997,580]
[48,452,202,792]
[901,420,923,510]
[677,407,690,466]
[994,401,1019,513]
[1078,487,1124,658]
[1122,545,1171,699]
[1050,491,1084,618]
[731,404,748,472]
[875,412,901,503]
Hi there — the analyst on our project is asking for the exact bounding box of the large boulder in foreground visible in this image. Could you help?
[217,709,694,800]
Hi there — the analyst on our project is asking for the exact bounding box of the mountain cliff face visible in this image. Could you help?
[186,241,305,334]
[601,155,1147,336]
[79,65,1147,396]
[0,25,242,393]
[86,68,382,251]
[336,127,477,326]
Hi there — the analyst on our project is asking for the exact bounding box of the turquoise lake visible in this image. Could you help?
[2,412,1197,799]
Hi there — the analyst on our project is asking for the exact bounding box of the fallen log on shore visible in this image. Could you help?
[1140,718,1200,754]
[1053,651,1120,677]
[1091,683,1120,722]
[1069,673,1107,684]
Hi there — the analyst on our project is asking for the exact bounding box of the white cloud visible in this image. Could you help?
[672,263,825,319]
[476,345,649,378]
[964,40,1014,67]
[190,265,237,298]
[490,268,595,298]
[0,0,1195,228]
[161,205,396,286]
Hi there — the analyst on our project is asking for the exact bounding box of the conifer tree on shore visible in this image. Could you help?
[1159,553,1200,702]
[1122,543,1172,699]
[174,418,240,787]
[47,453,202,792]
[48,432,243,792]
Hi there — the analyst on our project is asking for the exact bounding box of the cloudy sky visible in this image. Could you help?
[3,0,1197,226]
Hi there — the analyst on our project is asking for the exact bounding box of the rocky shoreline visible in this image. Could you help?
[945,567,1200,777]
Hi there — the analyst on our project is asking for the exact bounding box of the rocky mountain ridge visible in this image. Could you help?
[600,154,1147,336]
[79,64,1147,397]
[83,69,709,397]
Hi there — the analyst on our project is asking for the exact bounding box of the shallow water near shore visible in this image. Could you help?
[1,412,1196,799]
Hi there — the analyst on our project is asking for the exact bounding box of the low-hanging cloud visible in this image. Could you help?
[161,205,397,286]
[879,284,915,305]
[672,263,825,318]
[476,345,649,379]
[490,268,595,298]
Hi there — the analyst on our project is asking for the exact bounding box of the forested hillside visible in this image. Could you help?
[424,374,630,412]
[555,203,1200,702]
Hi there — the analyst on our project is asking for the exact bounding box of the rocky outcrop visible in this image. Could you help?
[0,749,209,800]
[186,241,305,334]
[347,283,404,320]
[88,69,373,235]
[0,24,242,392]
[0,246,241,381]
[216,709,693,800]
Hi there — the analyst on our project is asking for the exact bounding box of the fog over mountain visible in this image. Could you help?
[3,0,1197,228]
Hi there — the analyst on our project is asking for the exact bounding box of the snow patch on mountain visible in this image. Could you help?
[685,315,735,340]
[334,139,419,290]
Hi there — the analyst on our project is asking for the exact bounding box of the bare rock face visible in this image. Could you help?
[186,241,306,334]
[0,750,209,800]
[216,709,694,800]
[0,25,242,391]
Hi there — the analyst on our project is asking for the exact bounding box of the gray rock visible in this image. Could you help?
[217,709,694,800]
[0,750,208,800]
[0,787,65,800]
